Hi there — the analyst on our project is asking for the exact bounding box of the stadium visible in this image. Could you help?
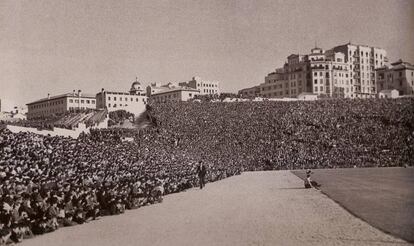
[1,98,413,245]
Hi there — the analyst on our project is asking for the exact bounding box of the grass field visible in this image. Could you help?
[292,167,414,243]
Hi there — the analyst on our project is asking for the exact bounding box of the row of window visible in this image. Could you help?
[153,93,193,101]
[262,82,304,91]
[314,71,349,78]
[68,99,96,104]
[197,83,218,88]
[351,50,383,59]
[30,99,65,109]
[261,88,302,97]
[108,103,126,108]
[107,96,146,102]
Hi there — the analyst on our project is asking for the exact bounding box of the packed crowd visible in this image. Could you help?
[0,126,240,244]
[150,98,414,170]
[1,97,413,244]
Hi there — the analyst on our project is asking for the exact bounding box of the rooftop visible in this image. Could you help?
[27,92,96,105]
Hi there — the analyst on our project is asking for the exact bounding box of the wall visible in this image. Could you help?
[6,124,89,138]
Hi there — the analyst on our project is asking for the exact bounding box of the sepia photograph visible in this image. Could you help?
[0,0,413,245]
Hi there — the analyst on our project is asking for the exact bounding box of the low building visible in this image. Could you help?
[238,86,261,98]
[376,60,414,96]
[26,90,96,120]
[378,89,399,99]
[96,80,148,116]
[297,92,318,101]
[179,76,220,96]
[147,82,200,103]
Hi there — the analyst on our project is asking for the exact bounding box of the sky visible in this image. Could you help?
[1,0,413,111]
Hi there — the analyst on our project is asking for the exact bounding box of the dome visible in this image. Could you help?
[131,81,141,90]
[130,78,143,95]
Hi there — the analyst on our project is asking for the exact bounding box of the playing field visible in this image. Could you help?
[293,167,414,243]
[20,171,410,246]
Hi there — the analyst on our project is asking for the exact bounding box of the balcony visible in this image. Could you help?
[332,66,344,70]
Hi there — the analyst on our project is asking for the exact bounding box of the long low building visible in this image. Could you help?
[147,82,200,102]
[26,90,96,120]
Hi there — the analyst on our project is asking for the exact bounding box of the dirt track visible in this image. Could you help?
[21,171,410,246]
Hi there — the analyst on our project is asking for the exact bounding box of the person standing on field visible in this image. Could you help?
[197,161,207,189]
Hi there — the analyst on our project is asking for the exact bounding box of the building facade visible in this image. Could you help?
[258,47,352,99]
[96,80,148,116]
[238,85,261,98]
[333,43,387,98]
[26,90,96,119]
[239,42,388,99]
[179,76,220,96]
[147,82,200,102]
[376,60,414,96]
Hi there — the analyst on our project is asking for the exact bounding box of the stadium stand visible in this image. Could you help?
[0,98,413,243]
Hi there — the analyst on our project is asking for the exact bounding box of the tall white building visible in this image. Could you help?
[258,47,352,99]
[239,42,388,99]
[333,43,387,98]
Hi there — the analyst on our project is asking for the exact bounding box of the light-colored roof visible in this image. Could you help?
[151,87,199,96]
[379,89,398,93]
[27,93,96,105]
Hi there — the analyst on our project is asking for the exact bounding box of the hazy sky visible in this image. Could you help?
[1,0,413,110]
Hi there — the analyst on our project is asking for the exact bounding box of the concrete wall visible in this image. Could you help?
[7,124,87,138]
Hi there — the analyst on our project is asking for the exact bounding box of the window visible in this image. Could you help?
[108,103,111,107]
[131,98,133,101]
[92,100,95,104]
[314,79,317,84]
[125,97,128,101]
[114,97,117,101]
[108,97,111,100]
[81,100,84,103]
[314,87,318,92]
[314,72,317,76]
[86,100,90,104]
[320,86,323,91]
[120,97,122,101]
[136,98,139,102]
[75,100,79,103]
[69,99,73,103]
